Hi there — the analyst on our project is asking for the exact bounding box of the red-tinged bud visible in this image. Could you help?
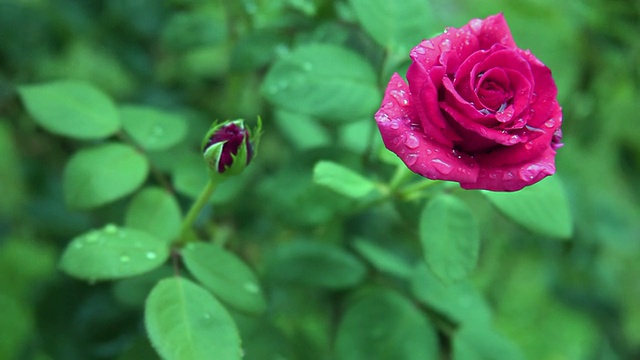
[202,119,261,177]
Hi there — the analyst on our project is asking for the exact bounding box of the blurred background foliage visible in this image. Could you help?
[0,0,639,359]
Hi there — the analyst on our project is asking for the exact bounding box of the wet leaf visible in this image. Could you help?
[60,224,170,281]
[120,105,188,151]
[182,243,267,315]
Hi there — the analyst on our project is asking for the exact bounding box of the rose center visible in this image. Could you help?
[476,69,513,112]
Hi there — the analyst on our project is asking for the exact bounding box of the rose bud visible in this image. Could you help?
[375,13,563,191]
[202,119,259,177]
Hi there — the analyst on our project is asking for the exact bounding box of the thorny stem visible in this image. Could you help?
[178,178,218,246]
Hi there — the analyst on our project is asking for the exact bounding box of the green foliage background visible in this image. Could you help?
[1,0,639,359]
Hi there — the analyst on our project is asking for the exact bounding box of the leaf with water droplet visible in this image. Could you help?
[145,278,242,360]
[120,105,188,151]
[60,226,170,281]
[419,194,480,283]
[182,242,266,315]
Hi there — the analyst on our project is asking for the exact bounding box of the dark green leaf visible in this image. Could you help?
[313,161,376,198]
[348,0,436,53]
[335,288,439,360]
[411,263,491,327]
[262,44,379,123]
[482,176,573,239]
[453,324,525,360]
[352,238,413,278]
[60,224,170,281]
[420,194,480,282]
[182,242,267,315]
[266,240,366,289]
[63,143,149,209]
[125,187,182,243]
[120,105,188,151]
[18,80,120,139]
[145,277,242,360]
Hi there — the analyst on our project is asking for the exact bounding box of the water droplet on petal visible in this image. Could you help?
[422,40,435,49]
[439,39,452,51]
[469,19,483,33]
[104,224,118,235]
[405,133,419,149]
[544,118,556,128]
[508,135,520,144]
[525,142,534,150]
[431,158,453,174]
[390,121,400,130]
[405,153,419,166]
[519,164,542,181]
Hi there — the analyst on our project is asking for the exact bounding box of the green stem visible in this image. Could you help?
[388,163,413,190]
[178,178,218,245]
[397,179,440,200]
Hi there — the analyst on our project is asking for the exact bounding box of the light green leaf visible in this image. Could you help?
[262,44,379,123]
[125,187,182,243]
[266,240,366,289]
[420,194,480,282]
[411,263,492,327]
[120,105,188,151]
[274,109,330,150]
[182,243,267,315]
[63,143,149,209]
[348,0,435,53]
[453,324,525,360]
[18,80,120,139]
[313,161,375,198]
[60,224,170,281]
[482,176,573,239]
[145,277,242,360]
[335,288,439,360]
[352,238,413,278]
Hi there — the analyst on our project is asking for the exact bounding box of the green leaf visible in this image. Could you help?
[59,224,170,281]
[482,176,573,239]
[313,161,375,198]
[18,80,120,139]
[348,0,436,53]
[274,109,330,150]
[182,243,267,315]
[120,105,188,151]
[411,263,492,327]
[453,324,525,360]
[0,295,33,360]
[262,44,379,123]
[0,121,25,217]
[335,288,439,360]
[125,187,182,243]
[352,238,413,279]
[63,143,149,209]
[420,194,480,282]
[266,240,366,289]
[145,277,242,360]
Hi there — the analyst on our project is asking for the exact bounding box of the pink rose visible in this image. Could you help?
[375,14,563,191]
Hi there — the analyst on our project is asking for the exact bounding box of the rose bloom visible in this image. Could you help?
[375,13,563,191]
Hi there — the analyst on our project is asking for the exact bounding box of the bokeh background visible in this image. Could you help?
[1,0,639,359]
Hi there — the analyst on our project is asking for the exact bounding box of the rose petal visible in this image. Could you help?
[460,146,557,191]
[375,74,479,184]
[474,13,516,49]
[407,64,462,147]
